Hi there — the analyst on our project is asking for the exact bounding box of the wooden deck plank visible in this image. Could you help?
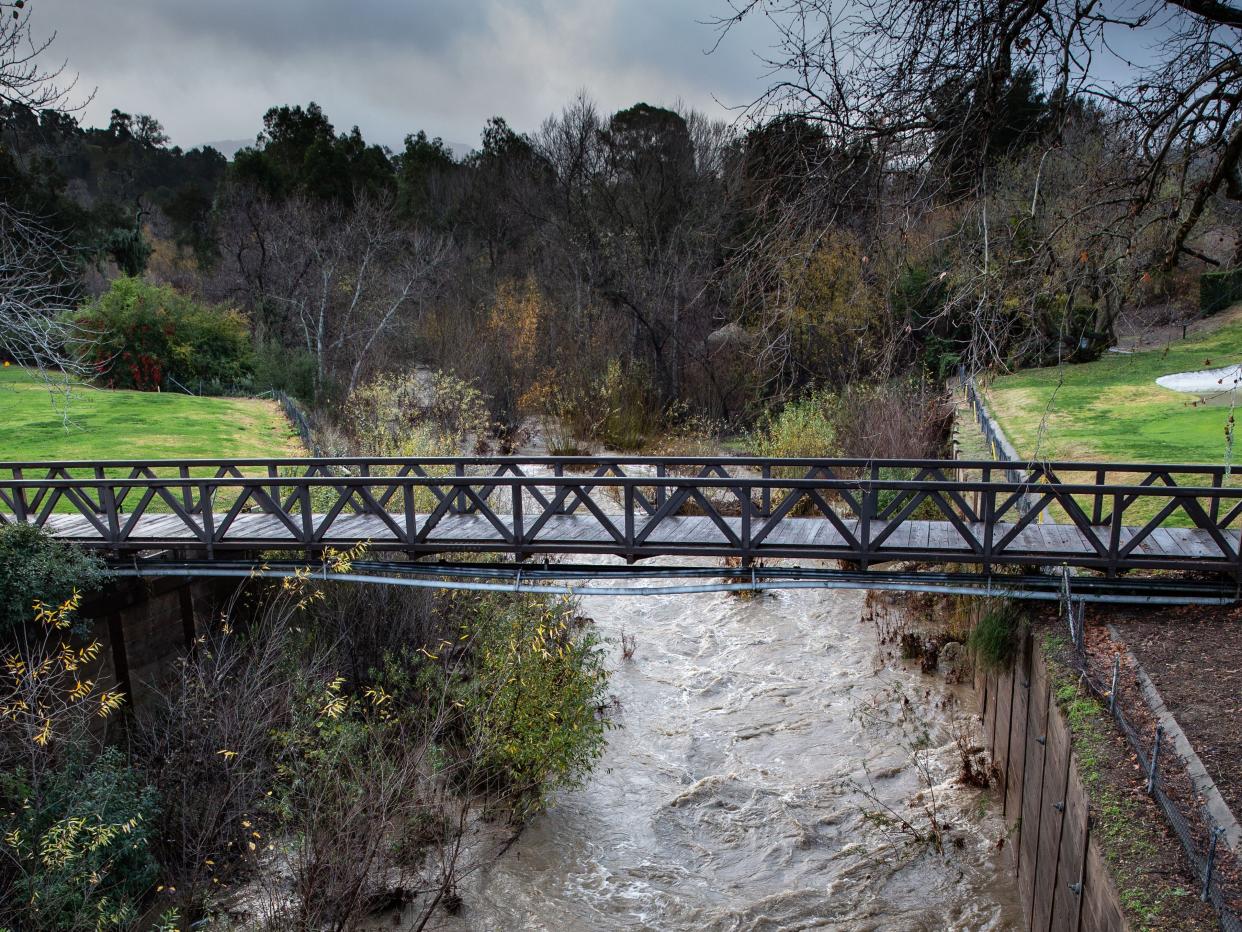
[907,520,932,550]
[24,508,1240,569]
[1149,527,1189,557]
[875,520,910,551]
[930,522,973,552]
[1036,522,1073,554]
[805,518,853,549]
[782,516,819,547]
[1124,526,1170,558]
[677,516,724,544]
[1174,528,1227,559]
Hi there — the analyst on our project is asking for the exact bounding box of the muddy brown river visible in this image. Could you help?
[422,560,1023,931]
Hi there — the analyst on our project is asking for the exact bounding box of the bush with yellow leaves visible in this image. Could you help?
[0,591,125,752]
[0,747,161,931]
[0,594,161,932]
[445,590,613,819]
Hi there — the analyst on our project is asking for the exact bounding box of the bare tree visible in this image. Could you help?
[0,3,95,380]
[714,0,1242,369]
[0,1,84,113]
[218,192,450,399]
[530,96,733,404]
[0,204,93,378]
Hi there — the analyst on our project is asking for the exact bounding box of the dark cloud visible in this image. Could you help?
[40,0,776,151]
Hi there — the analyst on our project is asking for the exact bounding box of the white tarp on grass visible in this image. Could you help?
[1156,364,1242,394]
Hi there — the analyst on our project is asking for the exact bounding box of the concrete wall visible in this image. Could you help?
[977,633,1128,932]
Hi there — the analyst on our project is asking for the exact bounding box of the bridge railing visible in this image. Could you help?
[0,454,1234,512]
[0,457,1239,575]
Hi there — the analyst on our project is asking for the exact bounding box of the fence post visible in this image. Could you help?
[1147,725,1164,794]
[1203,826,1225,902]
[1109,654,1120,714]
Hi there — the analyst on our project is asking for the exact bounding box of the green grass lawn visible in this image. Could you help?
[986,308,1242,466]
[0,366,303,462]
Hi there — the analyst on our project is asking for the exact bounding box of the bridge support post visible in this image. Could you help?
[106,610,133,713]
[739,484,753,568]
[859,464,878,571]
[177,562,197,652]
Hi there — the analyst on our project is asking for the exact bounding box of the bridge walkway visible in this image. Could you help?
[37,510,1241,569]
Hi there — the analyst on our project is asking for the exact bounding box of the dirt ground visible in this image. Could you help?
[1102,602,1242,822]
[1113,301,1242,352]
[1084,602,1242,923]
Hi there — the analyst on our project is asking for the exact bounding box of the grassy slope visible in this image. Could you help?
[986,307,1242,465]
[0,367,302,462]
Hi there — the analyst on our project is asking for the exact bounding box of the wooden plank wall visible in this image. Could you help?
[978,633,1127,932]
[86,575,229,709]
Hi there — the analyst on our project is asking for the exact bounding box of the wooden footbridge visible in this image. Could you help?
[2,456,1241,602]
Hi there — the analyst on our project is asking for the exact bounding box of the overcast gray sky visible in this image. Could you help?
[42,1,776,153]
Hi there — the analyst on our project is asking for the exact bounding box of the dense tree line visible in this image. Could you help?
[2,1,1239,430]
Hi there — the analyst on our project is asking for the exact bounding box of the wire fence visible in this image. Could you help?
[958,369,1043,519]
[1059,570,1241,931]
[162,374,255,398]
[271,389,325,458]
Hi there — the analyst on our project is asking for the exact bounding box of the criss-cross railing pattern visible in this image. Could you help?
[0,456,1240,576]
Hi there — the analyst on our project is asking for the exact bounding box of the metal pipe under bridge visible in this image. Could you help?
[2,456,1240,604]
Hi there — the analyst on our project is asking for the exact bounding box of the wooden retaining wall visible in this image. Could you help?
[85,573,230,709]
[977,633,1128,932]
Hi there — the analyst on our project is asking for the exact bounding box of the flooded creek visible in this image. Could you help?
[421,559,1023,931]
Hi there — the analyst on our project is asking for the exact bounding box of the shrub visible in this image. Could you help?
[70,276,253,392]
[750,388,837,461]
[305,581,438,686]
[253,341,317,403]
[0,596,150,932]
[0,524,109,641]
[126,542,616,928]
[1201,267,1242,316]
[0,591,125,763]
[830,379,953,519]
[595,361,662,451]
[831,379,951,460]
[0,747,160,932]
[968,600,1026,670]
[520,374,600,456]
[449,592,612,818]
[747,390,839,514]
[342,370,491,456]
[266,672,430,929]
[135,574,323,904]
